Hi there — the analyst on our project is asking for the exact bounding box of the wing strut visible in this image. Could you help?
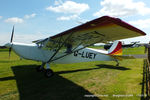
[46,32,74,63]
[46,31,105,63]
[50,38,104,62]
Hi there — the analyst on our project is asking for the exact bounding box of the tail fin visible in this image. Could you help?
[108,41,122,55]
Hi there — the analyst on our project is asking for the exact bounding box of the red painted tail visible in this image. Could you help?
[108,41,122,55]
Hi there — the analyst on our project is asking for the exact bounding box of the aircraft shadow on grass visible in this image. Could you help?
[96,64,131,70]
[0,64,130,100]
[57,64,130,74]
[0,65,100,100]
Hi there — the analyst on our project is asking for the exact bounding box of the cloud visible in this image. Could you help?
[24,13,36,19]
[46,1,89,15]
[93,0,150,17]
[46,1,89,21]
[0,16,2,19]
[57,14,78,21]
[54,0,63,6]
[4,13,36,24]
[129,18,150,29]
[5,17,24,24]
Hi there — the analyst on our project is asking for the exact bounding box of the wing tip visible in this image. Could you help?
[100,16,146,36]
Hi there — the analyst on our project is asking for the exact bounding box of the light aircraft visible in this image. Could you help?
[4,16,146,78]
[104,41,141,50]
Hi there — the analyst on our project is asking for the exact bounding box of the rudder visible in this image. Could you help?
[108,41,122,55]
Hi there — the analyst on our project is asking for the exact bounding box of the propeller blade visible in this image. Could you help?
[10,26,14,43]
[9,26,15,58]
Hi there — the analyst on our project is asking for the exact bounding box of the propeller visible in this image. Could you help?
[9,26,15,57]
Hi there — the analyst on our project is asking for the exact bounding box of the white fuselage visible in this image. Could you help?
[11,42,115,64]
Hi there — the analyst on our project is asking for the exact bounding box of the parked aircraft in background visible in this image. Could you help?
[104,41,142,50]
[4,16,146,78]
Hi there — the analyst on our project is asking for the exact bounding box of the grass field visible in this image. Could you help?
[0,47,146,100]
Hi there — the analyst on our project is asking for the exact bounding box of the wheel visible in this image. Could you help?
[45,69,54,78]
[36,65,44,72]
[116,63,119,66]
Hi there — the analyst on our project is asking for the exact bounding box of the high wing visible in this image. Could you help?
[42,16,145,50]
[35,16,146,63]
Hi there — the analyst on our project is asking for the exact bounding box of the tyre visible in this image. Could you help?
[45,69,54,78]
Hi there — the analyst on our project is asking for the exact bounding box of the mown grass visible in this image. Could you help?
[0,48,145,100]
[0,48,8,52]
[123,46,145,55]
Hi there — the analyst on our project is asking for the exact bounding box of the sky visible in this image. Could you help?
[0,0,150,45]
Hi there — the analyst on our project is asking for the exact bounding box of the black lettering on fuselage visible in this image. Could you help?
[74,51,78,56]
[73,51,97,59]
[81,51,85,58]
[88,53,92,59]
[93,53,96,59]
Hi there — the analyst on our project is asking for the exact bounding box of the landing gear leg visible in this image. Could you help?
[115,59,119,66]
[36,62,45,72]
[45,63,54,78]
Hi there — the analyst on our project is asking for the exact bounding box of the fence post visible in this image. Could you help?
[146,43,150,98]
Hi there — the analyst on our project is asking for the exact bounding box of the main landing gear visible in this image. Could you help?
[36,63,45,72]
[36,62,54,78]
[115,59,119,66]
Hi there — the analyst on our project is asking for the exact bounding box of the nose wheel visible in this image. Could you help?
[36,63,45,72]
[36,65,44,72]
